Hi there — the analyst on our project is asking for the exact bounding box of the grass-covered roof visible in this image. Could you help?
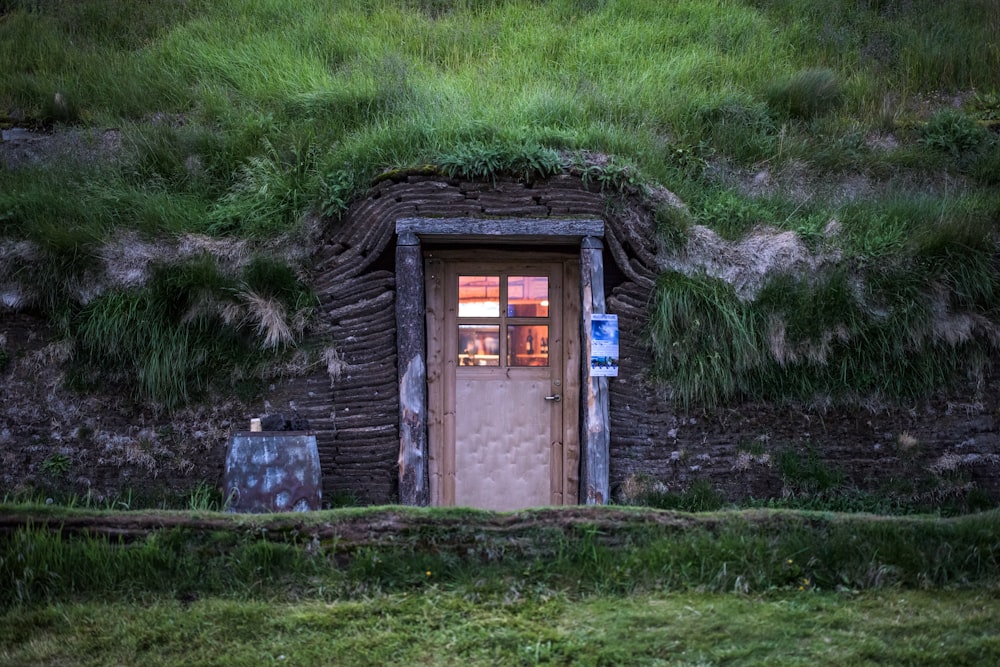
[1,0,998,409]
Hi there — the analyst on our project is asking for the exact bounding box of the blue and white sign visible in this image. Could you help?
[590,313,619,377]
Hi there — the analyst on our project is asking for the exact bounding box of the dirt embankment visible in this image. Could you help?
[0,506,735,552]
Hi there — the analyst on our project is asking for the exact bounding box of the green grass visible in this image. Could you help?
[648,187,1000,406]
[70,255,315,410]
[2,589,1000,666]
[1,505,999,664]
[3,506,999,609]
[3,0,997,232]
[2,0,999,409]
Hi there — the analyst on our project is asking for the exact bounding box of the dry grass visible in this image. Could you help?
[237,289,293,350]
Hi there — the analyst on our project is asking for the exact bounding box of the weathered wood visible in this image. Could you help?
[395,232,430,506]
[580,236,611,505]
[397,217,604,241]
[424,258,446,506]
[562,259,582,504]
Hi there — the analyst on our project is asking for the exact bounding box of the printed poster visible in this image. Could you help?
[590,313,619,377]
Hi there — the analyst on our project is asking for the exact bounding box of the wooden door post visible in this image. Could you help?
[396,231,430,505]
[580,236,610,504]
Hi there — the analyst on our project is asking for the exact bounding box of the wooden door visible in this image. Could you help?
[425,254,580,510]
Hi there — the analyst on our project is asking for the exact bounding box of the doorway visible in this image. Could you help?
[425,252,581,510]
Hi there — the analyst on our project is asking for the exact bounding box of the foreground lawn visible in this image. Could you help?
[3,589,999,666]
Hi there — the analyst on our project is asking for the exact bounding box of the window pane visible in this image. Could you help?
[507,325,549,367]
[459,275,500,317]
[506,276,549,317]
[459,325,499,366]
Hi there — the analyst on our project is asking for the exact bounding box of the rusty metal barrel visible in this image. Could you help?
[223,431,322,512]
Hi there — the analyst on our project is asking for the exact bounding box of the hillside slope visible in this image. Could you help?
[1,0,999,506]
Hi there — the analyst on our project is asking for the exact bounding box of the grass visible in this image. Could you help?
[70,254,315,410]
[2,506,999,607]
[1,0,999,410]
[648,187,1000,406]
[649,272,762,408]
[2,589,1000,666]
[1,505,999,664]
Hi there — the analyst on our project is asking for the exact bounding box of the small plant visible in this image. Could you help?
[920,109,987,157]
[326,490,361,508]
[776,446,844,495]
[765,68,842,120]
[187,481,225,511]
[40,453,71,478]
[320,166,359,219]
[578,158,642,193]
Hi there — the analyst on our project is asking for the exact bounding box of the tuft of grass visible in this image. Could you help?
[776,445,845,494]
[626,478,727,512]
[765,68,843,120]
[208,135,323,238]
[969,138,1000,185]
[690,94,777,164]
[71,254,313,410]
[649,272,762,407]
[653,204,692,252]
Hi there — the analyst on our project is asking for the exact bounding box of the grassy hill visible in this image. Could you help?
[4,7,1000,661]
[1,0,999,409]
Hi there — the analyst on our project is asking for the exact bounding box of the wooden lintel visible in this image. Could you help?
[396,217,605,241]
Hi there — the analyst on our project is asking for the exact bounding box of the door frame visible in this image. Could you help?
[394,217,610,507]
[426,252,580,507]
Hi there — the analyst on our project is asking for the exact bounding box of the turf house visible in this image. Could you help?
[1,1,999,513]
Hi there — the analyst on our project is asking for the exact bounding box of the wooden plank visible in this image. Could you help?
[395,232,430,506]
[548,264,564,505]
[425,257,446,507]
[442,262,458,506]
[397,217,604,240]
[580,236,611,505]
[562,259,582,504]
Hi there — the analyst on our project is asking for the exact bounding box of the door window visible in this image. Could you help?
[458,275,500,317]
[457,273,550,367]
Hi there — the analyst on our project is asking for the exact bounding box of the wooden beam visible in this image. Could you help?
[397,217,604,242]
[396,232,430,506]
[580,236,610,505]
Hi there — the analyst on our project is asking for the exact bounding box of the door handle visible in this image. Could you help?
[544,394,562,402]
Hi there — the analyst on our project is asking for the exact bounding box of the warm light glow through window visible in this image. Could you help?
[458,275,500,317]
[507,276,548,317]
